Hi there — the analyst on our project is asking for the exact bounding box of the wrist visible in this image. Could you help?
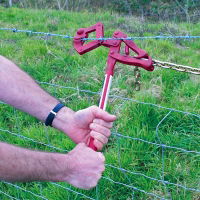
[52,106,75,133]
[35,99,60,122]
[46,153,69,182]
[45,103,65,126]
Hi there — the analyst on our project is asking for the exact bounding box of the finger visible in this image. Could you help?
[90,106,116,122]
[97,152,105,163]
[87,174,101,189]
[90,131,108,144]
[98,164,105,173]
[93,119,113,129]
[94,139,103,151]
[90,123,111,137]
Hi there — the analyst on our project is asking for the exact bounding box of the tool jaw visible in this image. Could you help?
[73,22,154,72]
[73,22,104,55]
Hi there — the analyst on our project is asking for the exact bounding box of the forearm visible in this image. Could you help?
[0,56,73,122]
[0,142,66,182]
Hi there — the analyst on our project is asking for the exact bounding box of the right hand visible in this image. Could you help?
[53,105,116,150]
[64,143,105,189]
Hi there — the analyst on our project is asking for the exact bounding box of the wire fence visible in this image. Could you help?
[1,27,200,41]
[0,26,200,199]
[0,81,199,199]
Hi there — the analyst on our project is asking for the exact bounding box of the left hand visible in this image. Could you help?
[53,106,116,151]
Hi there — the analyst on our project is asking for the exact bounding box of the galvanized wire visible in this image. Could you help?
[1,27,200,76]
[2,182,48,200]
[0,190,20,200]
[1,27,200,41]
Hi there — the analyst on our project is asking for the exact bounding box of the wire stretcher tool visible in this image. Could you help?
[74,22,154,151]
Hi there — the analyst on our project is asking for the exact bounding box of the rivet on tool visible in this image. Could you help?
[77,29,84,35]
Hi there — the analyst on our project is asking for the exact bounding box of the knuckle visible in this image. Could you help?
[90,130,94,135]
[99,144,103,151]
[84,183,94,190]
[99,119,104,125]
[79,184,89,190]
[90,123,95,130]
[90,181,98,188]
[96,173,102,180]
[93,118,101,124]
[96,141,103,151]
[94,119,114,129]
[106,129,111,137]
[99,165,105,172]
[104,137,108,144]
[109,122,113,128]
[98,152,105,162]
[91,105,98,110]
[86,176,99,189]
[100,135,108,144]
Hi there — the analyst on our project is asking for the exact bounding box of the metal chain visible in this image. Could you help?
[133,60,199,91]
[134,67,141,91]
[153,60,200,75]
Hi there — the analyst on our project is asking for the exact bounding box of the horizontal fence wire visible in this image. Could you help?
[37,81,200,119]
[2,182,48,200]
[50,183,96,200]
[0,127,67,152]
[105,164,200,193]
[1,28,200,40]
[0,190,20,200]
[102,177,166,200]
[112,132,200,154]
[0,80,199,200]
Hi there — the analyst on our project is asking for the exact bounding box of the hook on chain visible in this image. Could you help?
[134,67,141,91]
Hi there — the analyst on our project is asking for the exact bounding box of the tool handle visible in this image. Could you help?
[88,137,97,151]
[88,74,113,151]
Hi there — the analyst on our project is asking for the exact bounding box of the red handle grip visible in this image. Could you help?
[88,137,97,151]
[88,74,112,151]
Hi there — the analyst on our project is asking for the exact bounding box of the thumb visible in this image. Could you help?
[90,106,116,122]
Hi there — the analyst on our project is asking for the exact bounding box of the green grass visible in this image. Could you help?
[0,7,200,200]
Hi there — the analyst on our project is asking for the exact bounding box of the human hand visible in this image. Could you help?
[63,143,105,189]
[53,106,116,150]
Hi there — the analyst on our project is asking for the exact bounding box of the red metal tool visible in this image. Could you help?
[73,22,154,151]
[74,22,104,55]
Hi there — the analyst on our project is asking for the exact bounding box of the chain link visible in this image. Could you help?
[134,67,141,91]
[153,60,200,75]
[133,60,199,92]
